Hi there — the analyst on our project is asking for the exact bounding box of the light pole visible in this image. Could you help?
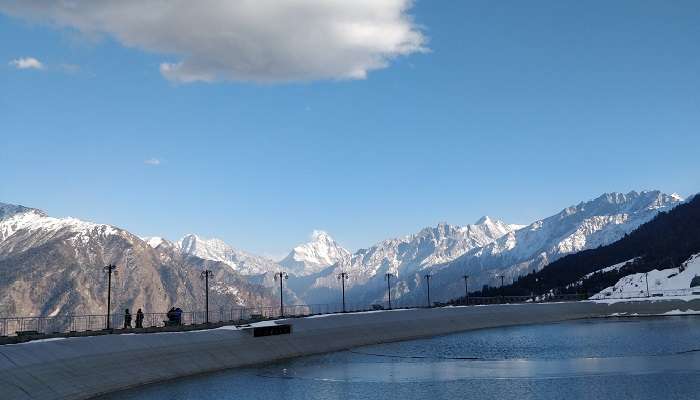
[103,264,117,330]
[424,274,432,307]
[338,272,349,312]
[274,272,289,317]
[201,269,213,324]
[645,272,650,298]
[462,274,469,305]
[385,273,394,310]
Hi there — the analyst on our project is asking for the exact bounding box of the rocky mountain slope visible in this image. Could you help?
[0,203,276,318]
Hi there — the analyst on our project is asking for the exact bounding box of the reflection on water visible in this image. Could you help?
[257,352,700,382]
[102,317,700,400]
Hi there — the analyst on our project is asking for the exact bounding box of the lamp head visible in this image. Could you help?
[104,264,117,273]
[275,271,288,280]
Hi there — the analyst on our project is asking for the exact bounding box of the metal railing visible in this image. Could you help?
[0,292,619,338]
[589,288,700,300]
[449,293,589,305]
[0,303,378,337]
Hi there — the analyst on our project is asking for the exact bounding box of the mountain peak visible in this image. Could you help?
[590,190,642,205]
[0,202,45,221]
[176,233,279,275]
[279,230,350,276]
[143,236,168,248]
[311,229,331,241]
[470,215,525,233]
[178,234,240,259]
[593,190,681,204]
[474,215,491,225]
[566,190,682,217]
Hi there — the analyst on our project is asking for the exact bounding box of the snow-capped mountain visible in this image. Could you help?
[293,190,682,306]
[0,203,121,256]
[295,217,523,304]
[171,234,305,303]
[344,217,523,279]
[0,189,686,317]
[279,230,350,276]
[0,203,276,318]
[436,191,683,300]
[176,234,280,275]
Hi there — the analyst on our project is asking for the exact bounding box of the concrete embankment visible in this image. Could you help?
[1,299,699,400]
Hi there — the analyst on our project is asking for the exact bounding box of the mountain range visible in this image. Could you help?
[425,191,684,300]
[0,190,685,317]
[291,191,682,306]
[473,193,700,300]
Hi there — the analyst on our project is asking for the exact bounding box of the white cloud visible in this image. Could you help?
[144,158,161,166]
[9,57,44,70]
[0,1,427,83]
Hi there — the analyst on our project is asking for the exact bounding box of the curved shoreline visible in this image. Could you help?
[1,299,699,400]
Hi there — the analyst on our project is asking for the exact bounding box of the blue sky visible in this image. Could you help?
[1,0,699,258]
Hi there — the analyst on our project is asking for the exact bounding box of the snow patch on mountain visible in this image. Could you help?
[143,236,168,248]
[582,258,638,280]
[600,258,637,274]
[279,230,350,276]
[566,258,639,289]
[592,254,700,299]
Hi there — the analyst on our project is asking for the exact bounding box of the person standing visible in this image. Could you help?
[167,307,175,322]
[123,308,132,329]
[135,308,144,328]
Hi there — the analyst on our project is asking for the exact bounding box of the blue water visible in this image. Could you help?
[102,317,700,400]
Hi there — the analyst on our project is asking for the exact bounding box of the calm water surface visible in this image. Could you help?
[102,317,700,400]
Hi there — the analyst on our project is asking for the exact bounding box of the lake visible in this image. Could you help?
[102,316,700,400]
